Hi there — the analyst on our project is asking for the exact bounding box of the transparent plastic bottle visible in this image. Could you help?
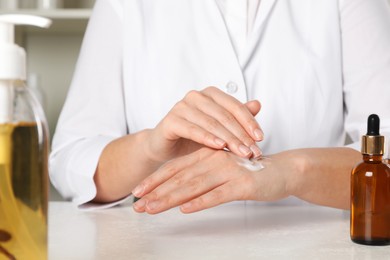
[0,80,49,260]
[28,73,47,112]
[0,15,51,259]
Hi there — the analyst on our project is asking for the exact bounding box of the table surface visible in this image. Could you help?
[48,200,390,260]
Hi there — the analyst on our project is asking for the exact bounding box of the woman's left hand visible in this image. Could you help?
[132,147,297,214]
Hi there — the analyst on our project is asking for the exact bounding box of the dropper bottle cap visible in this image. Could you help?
[361,114,384,155]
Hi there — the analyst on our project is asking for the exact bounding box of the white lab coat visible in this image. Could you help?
[50,0,390,206]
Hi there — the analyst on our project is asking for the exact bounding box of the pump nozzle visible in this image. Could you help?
[0,14,51,43]
[0,14,51,80]
[0,14,52,27]
[0,14,51,124]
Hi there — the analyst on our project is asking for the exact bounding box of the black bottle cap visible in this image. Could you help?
[362,114,384,155]
[366,114,380,136]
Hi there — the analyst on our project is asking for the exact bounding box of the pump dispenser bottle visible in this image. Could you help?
[0,14,51,259]
[351,114,390,245]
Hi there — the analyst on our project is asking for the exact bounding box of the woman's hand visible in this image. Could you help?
[132,147,360,213]
[132,147,297,214]
[92,86,263,203]
[145,87,263,163]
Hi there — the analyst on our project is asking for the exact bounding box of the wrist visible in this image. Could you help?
[281,149,311,198]
[139,129,167,166]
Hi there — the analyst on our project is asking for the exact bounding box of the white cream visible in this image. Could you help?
[236,156,269,172]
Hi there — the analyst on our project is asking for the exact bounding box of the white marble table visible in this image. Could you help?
[48,201,390,260]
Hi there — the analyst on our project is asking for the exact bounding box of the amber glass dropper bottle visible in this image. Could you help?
[350,114,390,245]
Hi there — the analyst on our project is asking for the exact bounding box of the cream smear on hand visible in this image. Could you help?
[236,157,268,171]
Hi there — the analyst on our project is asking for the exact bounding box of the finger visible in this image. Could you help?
[132,155,195,199]
[245,100,261,117]
[203,87,264,141]
[143,172,227,214]
[134,149,228,214]
[132,148,211,207]
[184,90,261,157]
[245,100,264,146]
[166,115,228,149]
[180,181,242,214]
[178,105,254,157]
[195,89,260,143]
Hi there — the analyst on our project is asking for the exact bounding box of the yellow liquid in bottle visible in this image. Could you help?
[0,122,48,260]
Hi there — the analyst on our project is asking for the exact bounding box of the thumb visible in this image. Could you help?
[245,100,261,116]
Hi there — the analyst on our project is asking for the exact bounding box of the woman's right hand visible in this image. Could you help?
[145,86,264,163]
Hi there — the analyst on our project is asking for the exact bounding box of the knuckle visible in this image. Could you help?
[171,174,184,186]
[220,112,236,125]
[185,90,202,101]
[162,114,175,127]
[187,177,203,192]
[240,134,255,146]
[141,178,152,189]
[194,196,205,207]
[163,194,173,205]
[162,161,180,177]
[236,102,247,112]
[203,86,218,94]
[220,131,239,143]
[141,175,159,191]
[186,124,201,138]
[210,188,226,201]
[246,118,259,132]
[144,191,159,201]
[186,124,215,146]
[204,117,220,131]
[236,103,255,118]
[172,101,185,111]
[237,103,259,127]
[161,114,180,134]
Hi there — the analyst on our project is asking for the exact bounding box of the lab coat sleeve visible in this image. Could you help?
[49,0,127,206]
[341,0,390,155]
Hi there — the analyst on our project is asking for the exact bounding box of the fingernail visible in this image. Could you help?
[132,185,144,197]
[214,138,226,147]
[133,199,146,210]
[250,144,262,158]
[239,144,252,156]
[254,128,264,141]
[146,201,160,211]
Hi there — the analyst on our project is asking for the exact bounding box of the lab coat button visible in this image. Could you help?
[226,81,238,94]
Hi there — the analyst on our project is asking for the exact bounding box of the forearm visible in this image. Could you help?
[93,129,162,203]
[92,93,263,203]
[129,146,362,214]
[289,147,361,210]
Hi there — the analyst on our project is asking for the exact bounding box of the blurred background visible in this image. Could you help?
[1,0,390,201]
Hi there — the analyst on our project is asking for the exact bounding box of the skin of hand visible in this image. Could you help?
[93,87,263,203]
[146,86,264,163]
[132,147,361,214]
